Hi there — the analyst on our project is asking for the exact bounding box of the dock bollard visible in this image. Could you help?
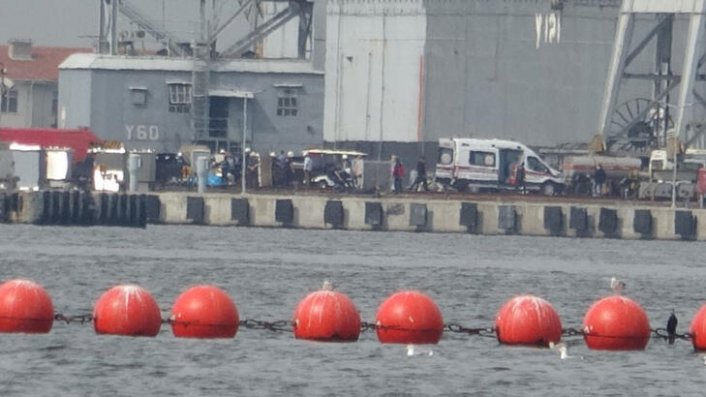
[128,153,141,193]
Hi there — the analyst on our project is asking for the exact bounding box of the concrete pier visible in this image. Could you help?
[3,190,705,241]
[150,191,706,241]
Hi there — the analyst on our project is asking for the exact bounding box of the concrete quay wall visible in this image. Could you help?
[154,192,706,241]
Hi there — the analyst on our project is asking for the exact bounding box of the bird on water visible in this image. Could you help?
[406,344,434,357]
[667,310,678,345]
[549,342,583,360]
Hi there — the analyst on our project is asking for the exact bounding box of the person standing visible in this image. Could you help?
[593,164,607,197]
[352,155,364,189]
[246,151,260,188]
[392,156,405,194]
[303,153,313,185]
[696,163,706,208]
[409,157,429,191]
[516,161,526,194]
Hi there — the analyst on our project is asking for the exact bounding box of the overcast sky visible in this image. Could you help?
[0,0,247,49]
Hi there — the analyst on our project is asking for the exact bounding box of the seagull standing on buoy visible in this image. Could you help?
[321,280,334,291]
[667,310,678,345]
[610,277,626,295]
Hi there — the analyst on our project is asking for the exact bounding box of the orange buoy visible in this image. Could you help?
[293,281,360,342]
[495,295,562,346]
[93,284,162,337]
[171,285,239,338]
[583,296,650,350]
[0,279,54,333]
[689,304,706,350]
[376,290,443,344]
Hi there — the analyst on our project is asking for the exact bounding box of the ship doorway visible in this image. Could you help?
[209,96,229,139]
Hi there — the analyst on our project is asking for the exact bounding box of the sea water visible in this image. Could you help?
[0,224,703,396]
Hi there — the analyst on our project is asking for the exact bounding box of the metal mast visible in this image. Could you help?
[98,0,186,56]
[191,0,210,144]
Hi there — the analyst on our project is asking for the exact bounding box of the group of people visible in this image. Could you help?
[390,156,430,193]
[205,149,261,188]
[203,149,437,193]
[272,150,295,187]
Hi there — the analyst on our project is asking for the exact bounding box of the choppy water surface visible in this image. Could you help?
[0,224,705,396]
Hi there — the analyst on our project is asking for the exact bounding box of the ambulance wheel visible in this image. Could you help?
[542,182,557,196]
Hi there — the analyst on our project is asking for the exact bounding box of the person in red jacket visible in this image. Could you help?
[392,156,405,194]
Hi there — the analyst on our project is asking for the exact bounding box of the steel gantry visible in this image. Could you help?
[598,0,706,152]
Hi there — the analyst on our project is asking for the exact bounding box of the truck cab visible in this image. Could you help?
[649,149,706,182]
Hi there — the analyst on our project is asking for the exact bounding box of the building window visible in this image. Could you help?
[1,88,18,113]
[51,90,58,115]
[168,83,191,113]
[276,88,299,116]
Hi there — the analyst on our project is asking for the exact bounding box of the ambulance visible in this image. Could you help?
[434,138,564,195]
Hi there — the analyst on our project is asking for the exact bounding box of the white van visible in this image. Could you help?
[434,138,564,195]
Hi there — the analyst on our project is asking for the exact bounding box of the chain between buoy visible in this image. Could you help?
[44,314,698,342]
[239,319,294,332]
[54,314,92,324]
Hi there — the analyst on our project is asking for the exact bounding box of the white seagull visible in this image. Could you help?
[549,342,583,360]
[321,280,334,291]
[610,277,626,295]
[406,344,434,357]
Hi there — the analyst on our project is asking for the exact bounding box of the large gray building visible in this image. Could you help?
[59,54,324,154]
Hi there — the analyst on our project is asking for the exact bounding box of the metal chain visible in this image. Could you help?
[54,313,92,324]
[651,327,692,341]
[239,319,294,332]
[445,323,496,338]
[43,315,699,343]
[562,328,584,337]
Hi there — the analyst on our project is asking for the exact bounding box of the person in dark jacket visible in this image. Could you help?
[409,157,429,191]
[593,164,607,197]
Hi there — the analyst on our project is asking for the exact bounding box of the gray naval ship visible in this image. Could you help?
[330,0,704,160]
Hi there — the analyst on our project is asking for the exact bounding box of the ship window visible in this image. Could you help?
[469,151,495,167]
[130,87,148,106]
[168,83,192,113]
[1,88,18,113]
[276,87,299,117]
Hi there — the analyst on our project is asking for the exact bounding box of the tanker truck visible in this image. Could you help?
[561,155,645,197]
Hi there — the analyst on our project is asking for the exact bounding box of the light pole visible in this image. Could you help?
[664,102,693,208]
[670,128,679,208]
[0,62,5,128]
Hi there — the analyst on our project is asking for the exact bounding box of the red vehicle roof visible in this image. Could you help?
[0,128,102,162]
